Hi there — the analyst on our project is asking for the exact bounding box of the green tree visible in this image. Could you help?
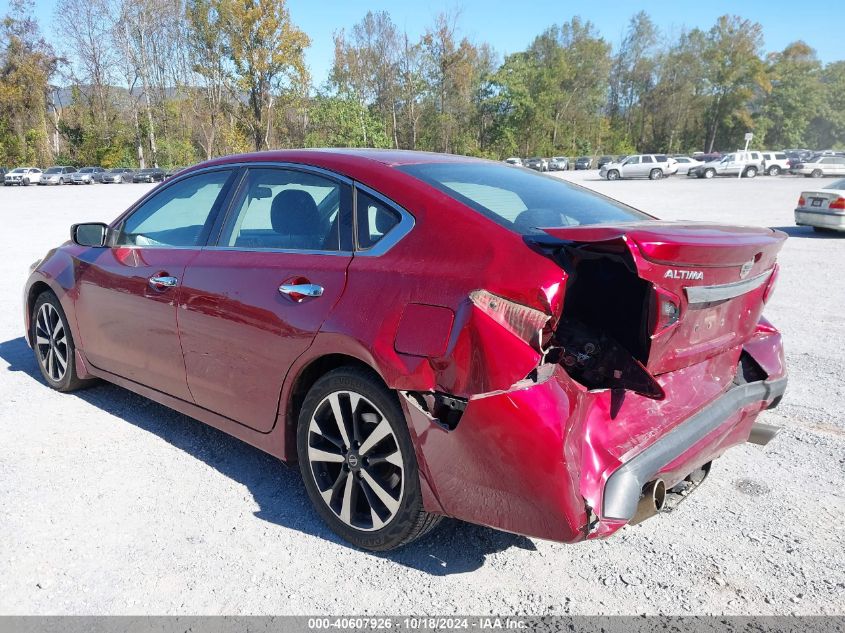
[219,0,310,150]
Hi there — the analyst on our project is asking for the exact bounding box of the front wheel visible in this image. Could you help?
[22,178,30,186]
[703,168,715,179]
[31,292,94,392]
[297,367,441,551]
[811,169,823,178]
[606,169,620,181]
[649,169,664,180]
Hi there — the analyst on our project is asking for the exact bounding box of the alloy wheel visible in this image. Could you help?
[306,390,404,531]
[35,303,68,382]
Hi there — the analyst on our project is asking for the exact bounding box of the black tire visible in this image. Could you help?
[649,168,663,180]
[767,166,780,176]
[811,169,823,178]
[703,168,715,179]
[31,291,95,392]
[744,167,758,178]
[297,367,441,551]
[22,178,30,186]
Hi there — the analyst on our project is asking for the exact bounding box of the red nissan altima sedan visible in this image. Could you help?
[24,149,787,551]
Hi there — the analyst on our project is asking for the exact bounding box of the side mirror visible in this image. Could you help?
[71,222,108,247]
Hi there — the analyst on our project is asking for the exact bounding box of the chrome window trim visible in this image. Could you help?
[684,269,772,305]
[352,182,415,257]
[109,160,415,256]
[204,246,353,257]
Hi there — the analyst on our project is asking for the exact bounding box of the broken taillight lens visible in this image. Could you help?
[469,290,550,351]
[651,286,681,334]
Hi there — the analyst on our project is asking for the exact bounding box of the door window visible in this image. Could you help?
[642,156,654,164]
[117,170,232,247]
[220,168,343,251]
[623,156,640,165]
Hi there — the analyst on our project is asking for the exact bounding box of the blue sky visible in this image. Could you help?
[11,0,845,84]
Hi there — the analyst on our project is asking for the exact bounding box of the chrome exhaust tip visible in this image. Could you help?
[748,422,782,446]
[630,479,666,525]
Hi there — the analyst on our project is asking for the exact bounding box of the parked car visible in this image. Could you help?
[71,166,106,184]
[549,156,569,171]
[39,166,76,185]
[23,149,787,551]
[574,156,592,170]
[794,178,845,232]
[596,156,614,170]
[785,150,814,169]
[670,156,703,176]
[504,157,523,167]
[524,157,548,172]
[4,167,42,186]
[791,154,845,178]
[132,167,166,183]
[0,168,7,179]
[688,151,764,179]
[102,168,135,184]
[760,152,790,176]
[599,154,675,180]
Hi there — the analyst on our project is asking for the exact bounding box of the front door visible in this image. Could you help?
[74,168,235,400]
[178,166,353,432]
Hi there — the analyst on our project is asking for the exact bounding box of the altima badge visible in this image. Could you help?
[740,260,754,279]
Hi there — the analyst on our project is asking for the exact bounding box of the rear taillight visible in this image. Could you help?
[763,264,779,304]
[830,197,845,210]
[651,287,681,334]
[469,290,550,351]
[797,196,806,207]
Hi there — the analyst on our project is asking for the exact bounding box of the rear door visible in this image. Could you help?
[178,166,353,432]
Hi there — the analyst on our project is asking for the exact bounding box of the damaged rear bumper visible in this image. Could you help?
[602,375,787,522]
[402,331,787,544]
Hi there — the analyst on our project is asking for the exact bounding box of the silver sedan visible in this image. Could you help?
[795,178,845,232]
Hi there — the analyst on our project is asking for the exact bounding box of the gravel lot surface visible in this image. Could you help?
[0,171,843,616]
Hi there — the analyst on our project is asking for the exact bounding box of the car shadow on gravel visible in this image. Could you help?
[0,335,535,575]
[770,225,845,238]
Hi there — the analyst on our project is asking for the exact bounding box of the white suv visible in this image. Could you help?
[3,167,42,186]
[599,154,675,180]
[761,152,790,176]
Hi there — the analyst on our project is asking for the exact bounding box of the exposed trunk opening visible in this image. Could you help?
[540,241,664,399]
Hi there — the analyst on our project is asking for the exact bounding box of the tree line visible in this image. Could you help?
[1,0,844,169]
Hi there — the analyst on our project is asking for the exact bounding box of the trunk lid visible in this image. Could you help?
[541,222,786,376]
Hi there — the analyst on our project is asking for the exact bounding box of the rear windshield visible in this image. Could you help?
[397,162,650,234]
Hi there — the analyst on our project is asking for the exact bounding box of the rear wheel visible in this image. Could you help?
[767,166,780,176]
[649,169,663,180]
[744,167,758,178]
[811,169,823,178]
[703,168,715,179]
[31,292,93,392]
[297,367,441,551]
[606,169,620,181]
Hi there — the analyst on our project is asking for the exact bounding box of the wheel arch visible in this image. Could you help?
[25,280,57,345]
[283,351,386,462]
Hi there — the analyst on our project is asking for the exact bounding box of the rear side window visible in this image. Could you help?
[776,153,787,160]
[398,162,649,235]
[356,190,400,249]
[220,168,342,251]
[642,156,654,164]
[655,155,668,162]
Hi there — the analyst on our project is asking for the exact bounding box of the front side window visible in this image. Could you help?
[117,169,232,247]
[220,168,342,251]
[398,162,649,235]
[623,156,640,165]
[356,190,400,249]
